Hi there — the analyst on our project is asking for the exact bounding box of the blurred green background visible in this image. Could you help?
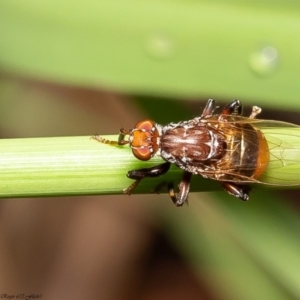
[1,1,300,299]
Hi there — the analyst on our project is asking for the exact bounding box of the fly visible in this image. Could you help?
[93,99,300,206]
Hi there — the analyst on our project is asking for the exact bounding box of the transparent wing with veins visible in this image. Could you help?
[201,116,300,186]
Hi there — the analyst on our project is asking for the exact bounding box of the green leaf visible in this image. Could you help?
[1,1,300,107]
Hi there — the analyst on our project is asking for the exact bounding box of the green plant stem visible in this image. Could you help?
[1,127,300,198]
[0,135,218,198]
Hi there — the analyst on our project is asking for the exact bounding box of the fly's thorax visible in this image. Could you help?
[159,122,226,166]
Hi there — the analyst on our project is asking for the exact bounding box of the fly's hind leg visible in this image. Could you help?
[167,171,192,206]
[221,182,251,201]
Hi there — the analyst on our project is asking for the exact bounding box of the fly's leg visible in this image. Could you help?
[219,100,262,119]
[118,128,131,145]
[91,134,119,145]
[92,128,130,146]
[193,98,216,124]
[249,106,262,119]
[218,99,243,122]
[221,182,251,201]
[196,99,242,123]
[201,98,216,118]
[220,99,243,116]
[124,162,171,195]
[168,171,192,206]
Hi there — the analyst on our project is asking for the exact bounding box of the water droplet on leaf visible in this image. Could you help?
[249,46,279,76]
[145,34,174,60]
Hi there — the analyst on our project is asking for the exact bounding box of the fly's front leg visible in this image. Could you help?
[118,128,130,145]
[124,162,171,195]
[168,171,192,206]
[221,182,251,201]
[91,134,119,145]
[92,128,130,146]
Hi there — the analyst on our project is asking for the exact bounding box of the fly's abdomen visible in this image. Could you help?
[219,123,269,180]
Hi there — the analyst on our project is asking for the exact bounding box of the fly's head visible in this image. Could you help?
[119,119,161,161]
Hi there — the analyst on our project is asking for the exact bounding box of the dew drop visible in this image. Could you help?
[249,46,279,76]
[145,34,174,60]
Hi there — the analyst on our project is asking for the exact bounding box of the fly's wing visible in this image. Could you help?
[204,116,300,186]
[255,122,300,186]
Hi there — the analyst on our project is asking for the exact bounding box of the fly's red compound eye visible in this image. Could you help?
[134,119,156,131]
[132,146,152,161]
[130,119,159,161]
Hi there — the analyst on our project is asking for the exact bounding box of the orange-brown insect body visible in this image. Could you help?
[130,116,270,184]
[93,99,290,206]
